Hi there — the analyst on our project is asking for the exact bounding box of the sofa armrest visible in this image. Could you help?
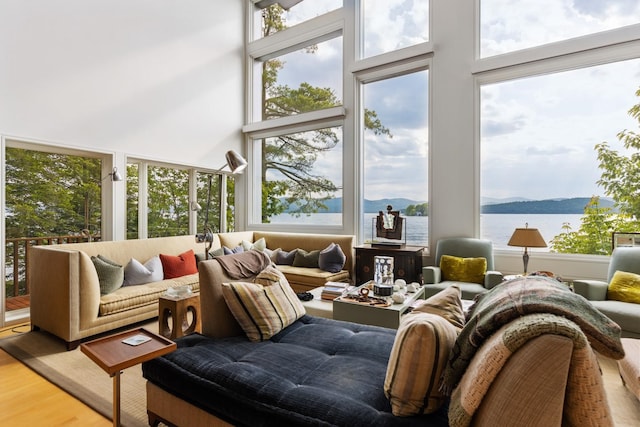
[422,266,441,284]
[198,258,246,338]
[484,271,504,289]
[572,279,608,301]
[29,247,103,342]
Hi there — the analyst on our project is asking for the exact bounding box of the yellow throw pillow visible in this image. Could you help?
[608,270,640,304]
[440,255,487,285]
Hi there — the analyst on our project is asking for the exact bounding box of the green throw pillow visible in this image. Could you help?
[608,270,640,304]
[440,255,487,285]
[91,255,124,295]
[292,249,320,268]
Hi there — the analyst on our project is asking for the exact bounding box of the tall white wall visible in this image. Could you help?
[0,0,244,167]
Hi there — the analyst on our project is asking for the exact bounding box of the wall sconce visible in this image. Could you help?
[190,201,202,211]
[254,0,303,11]
[102,167,123,182]
[219,150,248,174]
[508,223,547,275]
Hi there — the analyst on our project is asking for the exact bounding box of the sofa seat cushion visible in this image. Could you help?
[276,265,350,287]
[142,315,448,427]
[591,300,640,335]
[99,273,199,316]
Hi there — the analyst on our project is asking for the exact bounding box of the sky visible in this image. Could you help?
[268,0,640,202]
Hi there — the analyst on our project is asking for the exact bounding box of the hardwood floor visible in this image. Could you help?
[1,323,639,426]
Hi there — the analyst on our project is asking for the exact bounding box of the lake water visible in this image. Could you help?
[269,213,585,251]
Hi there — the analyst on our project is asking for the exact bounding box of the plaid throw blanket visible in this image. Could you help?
[448,313,615,427]
[441,276,624,395]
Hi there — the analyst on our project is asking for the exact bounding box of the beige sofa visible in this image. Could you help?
[29,231,355,349]
[217,231,354,293]
[29,235,202,350]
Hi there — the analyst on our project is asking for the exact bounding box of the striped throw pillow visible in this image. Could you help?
[221,275,305,342]
[384,312,459,416]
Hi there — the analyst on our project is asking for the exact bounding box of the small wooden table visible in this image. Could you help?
[80,328,176,427]
[159,293,201,339]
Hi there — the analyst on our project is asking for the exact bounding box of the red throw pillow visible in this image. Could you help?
[160,250,198,279]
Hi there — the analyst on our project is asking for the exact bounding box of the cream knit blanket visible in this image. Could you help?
[448,313,614,427]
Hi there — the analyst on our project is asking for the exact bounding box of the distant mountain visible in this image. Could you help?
[282,197,425,214]
[281,196,615,215]
[481,196,532,205]
[481,197,616,214]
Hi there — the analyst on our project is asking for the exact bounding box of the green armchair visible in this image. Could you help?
[573,246,640,338]
[423,237,503,299]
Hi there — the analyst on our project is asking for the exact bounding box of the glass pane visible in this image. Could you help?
[363,70,429,245]
[147,166,189,237]
[196,172,222,233]
[480,58,640,254]
[481,0,640,58]
[258,1,342,38]
[4,147,101,313]
[363,0,429,58]
[262,37,342,120]
[260,126,343,225]
[126,163,139,239]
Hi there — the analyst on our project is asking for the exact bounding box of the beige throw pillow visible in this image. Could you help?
[384,285,464,416]
[384,312,459,416]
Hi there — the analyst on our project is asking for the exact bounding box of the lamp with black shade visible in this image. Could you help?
[508,223,547,275]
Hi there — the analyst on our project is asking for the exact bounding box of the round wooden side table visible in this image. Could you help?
[158,293,201,339]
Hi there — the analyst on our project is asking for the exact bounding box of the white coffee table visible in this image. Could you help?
[300,287,334,319]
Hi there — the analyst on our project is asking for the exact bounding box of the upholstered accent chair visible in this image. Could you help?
[423,237,503,299]
[573,246,640,338]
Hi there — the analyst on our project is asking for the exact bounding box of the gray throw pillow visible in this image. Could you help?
[318,242,346,273]
[275,249,298,265]
[123,255,164,286]
[223,245,244,255]
[293,249,320,268]
[91,255,124,295]
[195,247,225,263]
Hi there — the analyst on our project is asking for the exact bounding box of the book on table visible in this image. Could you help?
[321,282,350,300]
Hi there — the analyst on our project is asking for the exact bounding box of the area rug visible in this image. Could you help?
[0,322,159,427]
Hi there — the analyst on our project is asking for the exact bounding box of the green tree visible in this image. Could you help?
[5,148,101,238]
[551,87,640,254]
[405,203,428,216]
[260,5,391,221]
[550,196,635,255]
[596,87,640,219]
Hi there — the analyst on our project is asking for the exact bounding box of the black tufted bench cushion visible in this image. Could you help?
[142,315,449,426]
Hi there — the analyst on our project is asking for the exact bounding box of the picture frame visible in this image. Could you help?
[612,232,640,250]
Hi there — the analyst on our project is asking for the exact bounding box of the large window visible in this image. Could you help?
[363,0,429,58]
[257,1,341,37]
[126,162,234,239]
[480,0,640,57]
[246,1,431,240]
[480,58,640,252]
[258,126,343,225]
[261,37,343,120]
[363,70,429,245]
[4,142,105,319]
